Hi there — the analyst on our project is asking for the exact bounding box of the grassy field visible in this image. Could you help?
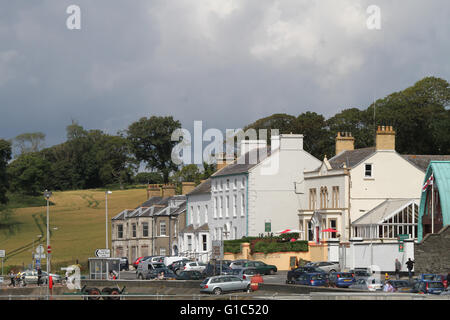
[0,188,148,271]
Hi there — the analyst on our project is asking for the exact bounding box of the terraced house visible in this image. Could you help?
[111,183,194,263]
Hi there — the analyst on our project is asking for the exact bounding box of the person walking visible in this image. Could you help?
[37,266,42,287]
[395,259,401,280]
[8,270,15,287]
[405,258,415,280]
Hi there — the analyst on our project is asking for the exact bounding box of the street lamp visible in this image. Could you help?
[105,191,112,250]
[43,190,52,300]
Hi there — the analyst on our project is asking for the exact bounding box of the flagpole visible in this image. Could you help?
[431,177,434,234]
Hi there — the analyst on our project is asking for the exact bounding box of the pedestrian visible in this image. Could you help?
[395,259,401,280]
[405,258,415,280]
[383,281,394,292]
[37,266,42,286]
[8,270,15,287]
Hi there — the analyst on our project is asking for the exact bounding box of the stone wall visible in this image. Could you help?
[415,225,450,274]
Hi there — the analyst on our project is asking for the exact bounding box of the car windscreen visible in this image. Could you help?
[355,271,370,276]
[152,263,165,268]
[201,278,209,285]
[340,273,353,278]
[231,269,241,275]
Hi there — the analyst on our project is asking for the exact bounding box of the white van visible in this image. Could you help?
[163,256,188,267]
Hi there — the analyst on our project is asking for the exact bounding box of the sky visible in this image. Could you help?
[1,0,450,148]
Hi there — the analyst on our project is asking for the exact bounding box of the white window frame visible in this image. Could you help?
[213,197,217,218]
[160,221,167,236]
[226,196,229,217]
[241,194,245,216]
[233,195,237,217]
[205,205,208,223]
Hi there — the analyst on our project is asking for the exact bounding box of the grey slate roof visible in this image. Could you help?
[179,223,209,233]
[112,209,133,220]
[328,147,376,169]
[138,196,163,209]
[401,155,450,172]
[187,179,211,196]
[212,147,272,177]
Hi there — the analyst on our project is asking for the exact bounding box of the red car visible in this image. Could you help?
[133,257,144,269]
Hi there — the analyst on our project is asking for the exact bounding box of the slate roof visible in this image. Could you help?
[352,199,418,225]
[328,147,376,169]
[112,209,133,220]
[138,196,163,209]
[212,147,272,177]
[401,155,450,172]
[179,223,209,234]
[187,179,211,196]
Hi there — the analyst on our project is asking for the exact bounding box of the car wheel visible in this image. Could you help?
[213,287,222,295]
[329,270,336,273]
[101,287,112,300]
[110,289,121,300]
[138,274,144,280]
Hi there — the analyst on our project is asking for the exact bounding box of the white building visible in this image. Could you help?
[208,134,321,241]
[298,126,448,244]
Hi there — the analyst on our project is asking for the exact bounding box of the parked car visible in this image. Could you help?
[120,257,129,271]
[169,259,192,274]
[242,261,277,275]
[229,260,250,270]
[390,280,413,293]
[136,261,166,279]
[146,268,177,280]
[202,263,233,277]
[314,261,341,273]
[132,256,144,269]
[231,268,259,281]
[200,275,251,295]
[411,281,445,295]
[287,266,326,283]
[183,261,207,272]
[349,269,372,280]
[328,272,355,288]
[349,278,383,291]
[293,273,328,287]
[141,256,165,264]
[176,271,204,280]
[418,273,441,282]
[21,270,62,285]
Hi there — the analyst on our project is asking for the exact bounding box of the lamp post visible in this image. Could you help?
[105,191,112,249]
[43,190,52,300]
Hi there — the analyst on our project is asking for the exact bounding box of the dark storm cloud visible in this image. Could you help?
[0,0,449,147]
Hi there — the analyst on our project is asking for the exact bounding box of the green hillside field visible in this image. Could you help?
[0,188,148,272]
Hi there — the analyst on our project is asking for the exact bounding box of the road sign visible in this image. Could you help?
[34,253,46,259]
[265,222,271,232]
[0,277,3,283]
[36,245,44,254]
[95,249,111,258]
[0,250,5,258]
[211,241,223,260]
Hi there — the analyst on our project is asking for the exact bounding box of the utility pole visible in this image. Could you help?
[105,191,112,249]
[44,190,52,300]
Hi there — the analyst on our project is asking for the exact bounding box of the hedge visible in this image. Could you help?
[223,237,308,255]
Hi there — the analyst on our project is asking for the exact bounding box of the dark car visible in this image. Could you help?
[202,263,233,277]
[411,281,445,295]
[120,257,129,271]
[145,268,177,280]
[176,271,204,280]
[328,272,355,288]
[390,280,413,293]
[293,273,328,287]
[169,259,191,274]
[287,266,326,284]
[242,261,277,275]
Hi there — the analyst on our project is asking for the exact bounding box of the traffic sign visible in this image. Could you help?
[95,249,111,258]
[211,241,223,260]
[36,245,44,254]
[0,250,5,258]
[34,254,46,259]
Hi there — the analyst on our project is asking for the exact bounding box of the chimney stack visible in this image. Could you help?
[161,184,176,198]
[181,181,196,195]
[147,184,161,199]
[335,132,355,156]
[216,152,235,172]
[376,126,396,150]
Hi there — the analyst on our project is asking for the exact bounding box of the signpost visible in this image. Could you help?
[211,241,223,260]
[95,249,111,258]
[398,234,409,252]
[0,250,4,276]
[265,221,271,233]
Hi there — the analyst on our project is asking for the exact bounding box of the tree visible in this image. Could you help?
[13,132,46,157]
[133,172,164,185]
[296,112,333,159]
[8,153,50,196]
[127,116,182,182]
[0,139,12,204]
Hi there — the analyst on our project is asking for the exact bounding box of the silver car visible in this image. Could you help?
[229,260,250,270]
[200,275,251,295]
[349,278,383,291]
[314,261,341,273]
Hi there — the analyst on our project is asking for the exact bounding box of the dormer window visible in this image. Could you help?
[365,164,373,178]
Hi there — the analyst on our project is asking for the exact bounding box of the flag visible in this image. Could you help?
[422,174,433,192]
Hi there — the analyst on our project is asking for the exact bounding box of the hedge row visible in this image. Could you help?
[223,237,308,255]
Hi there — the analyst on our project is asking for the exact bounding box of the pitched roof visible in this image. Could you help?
[187,179,211,196]
[112,209,133,220]
[138,196,163,209]
[179,223,208,233]
[352,199,418,225]
[212,147,272,177]
[328,147,376,169]
[401,155,450,172]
